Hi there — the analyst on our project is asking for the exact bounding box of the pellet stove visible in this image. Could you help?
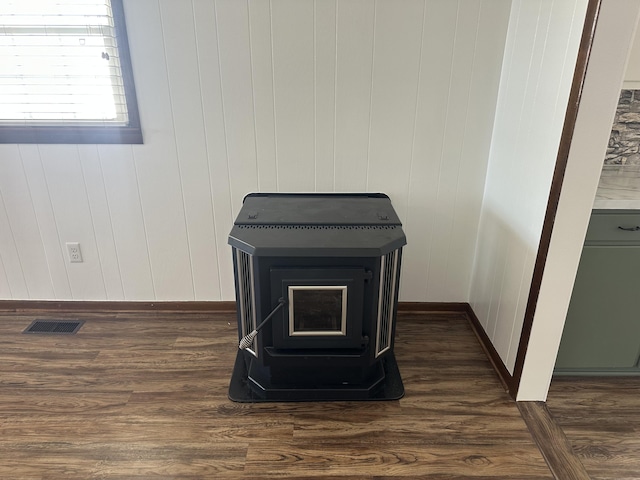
[228,193,406,402]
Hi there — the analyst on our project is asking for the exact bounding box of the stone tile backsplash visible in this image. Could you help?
[606,90,640,165]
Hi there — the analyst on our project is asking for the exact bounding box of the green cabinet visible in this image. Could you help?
[555,210,640,374]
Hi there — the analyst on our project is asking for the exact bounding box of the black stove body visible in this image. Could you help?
[228,193,406,401]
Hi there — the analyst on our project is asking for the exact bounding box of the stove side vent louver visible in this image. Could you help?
[375,249,399,357]
[235,248,258,357]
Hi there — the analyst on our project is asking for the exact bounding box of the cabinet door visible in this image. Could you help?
[556,245,640,370]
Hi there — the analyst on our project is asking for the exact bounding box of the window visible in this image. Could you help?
[0,0,142,144]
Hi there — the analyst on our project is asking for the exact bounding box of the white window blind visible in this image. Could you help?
[0,0,129,126]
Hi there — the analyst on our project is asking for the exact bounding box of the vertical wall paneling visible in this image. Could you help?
[492,0,552,357]
[520,0,583,234]
[0,172,28,298]
[469,0,588,373]
[507,1,549,240]
[471,0,535,368]
[18,145,73,299]
[467,0,517,323]
[97,145,155,300]
[248,0,278,192]
[271,0,316,192]
[483,230,508,340]
[491,241,526,351]
[215,0,260,215]
[506,250,535,368]
[0,0,519,302]
[0,248,10,298]
[0,194,10,296]
[0,200,19,298]
[192,0,236,300]
[402,0,510,302]
[333,0,375,192]
[467,219,495,328]
[159,0,221,300]
[0,145,53,299]
[314,0,337,192]
[445,0,512,300]
[506,0,586,368]
[38,146,106,299]
[76,145,124,300]
[366,0,423,206]
[127,0,194,300]
[401,0,458,301]
[425,1,479,301]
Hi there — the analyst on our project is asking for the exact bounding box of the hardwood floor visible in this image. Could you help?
[0,310,553,479]
[517,401,590,480]
[547,376,640,480]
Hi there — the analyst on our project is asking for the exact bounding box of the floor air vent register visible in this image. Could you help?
[228,193,406,402]
[23,320,85,335]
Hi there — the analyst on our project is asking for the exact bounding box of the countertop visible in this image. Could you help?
[593,165,640,209]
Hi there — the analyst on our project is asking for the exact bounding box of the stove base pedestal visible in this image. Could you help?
[228,351,404,402]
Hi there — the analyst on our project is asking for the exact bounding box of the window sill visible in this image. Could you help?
[0,125,143,144]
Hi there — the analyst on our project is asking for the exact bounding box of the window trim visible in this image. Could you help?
[0,0,143,144]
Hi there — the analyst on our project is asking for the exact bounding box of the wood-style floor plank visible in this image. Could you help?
[0,310,552,479]
[517,401,590,480]
[547,376,640,480]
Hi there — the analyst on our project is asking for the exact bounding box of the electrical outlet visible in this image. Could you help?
[66,242,83,263]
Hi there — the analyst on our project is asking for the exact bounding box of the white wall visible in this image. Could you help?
[518,0,640,401]
[469,0,588,373]
[0,0,510,302]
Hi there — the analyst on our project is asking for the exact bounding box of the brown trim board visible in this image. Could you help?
[397,302,469,313]
[0,300,237,313]
[0,300,467,314]
[511,0,602,399]
[464,304,514,393]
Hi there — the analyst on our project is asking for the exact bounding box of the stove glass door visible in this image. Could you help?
[288,286,347,336]
[269,266,365,349]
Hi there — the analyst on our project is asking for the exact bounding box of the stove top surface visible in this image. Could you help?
[228,193,406,256]
[235,193,402,226]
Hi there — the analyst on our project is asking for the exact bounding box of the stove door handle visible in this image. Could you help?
[238,298,286,350]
